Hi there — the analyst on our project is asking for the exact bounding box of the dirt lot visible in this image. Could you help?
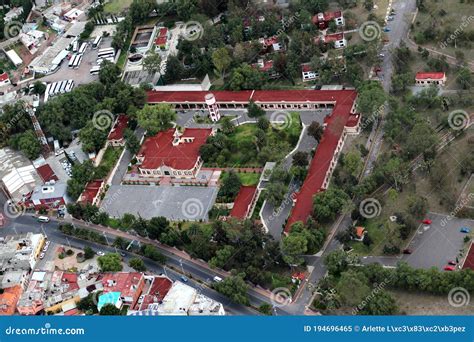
[392,290,474,315]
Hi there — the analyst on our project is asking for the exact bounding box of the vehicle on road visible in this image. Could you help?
[213,276,223,283]
[387,15,394,21]
[422,219,432,225]
[96,251,105,256]
[460,227,470,233]
[180,276,189,283]
[402,249,412,254]
[37,216,50,223]
[39,252,45,259]
[443,265,455,271]
[448,260,457,266]
[383,27,391,32]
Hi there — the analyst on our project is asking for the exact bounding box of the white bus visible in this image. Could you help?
[72,40,79,53]
[78,42,88,54]
[74,55,83,69]
[68,54,79,68]
[68,54,83,68]
[97,48,115,58]
[92,36,102,49]
[66,80,74,91]
[90,65,101,75]
[57,80,68,93]
[97,56,115,65]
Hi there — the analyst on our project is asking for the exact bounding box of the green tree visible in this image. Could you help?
[312,188,350,222]
[129,257,147,272]
[84,246,94,260]
[356,81,386,116]
[247,100,265,118]
[213,273,250,305]
[292,151,309,167]
[307,121,324,142]
[99,303,122,315]
[137,104,176,135]
[457,67,471,89]
[124,128,140,155]
[212,47,232,80]
[282,233,308,265]
[97,253,123,272]
[79,121,108,153]
[99,60,121,87]
[32,81,46,95]
[336,270,371,306]
[143,51,162,75]
[358,290,398,315]
[9,130,41,159]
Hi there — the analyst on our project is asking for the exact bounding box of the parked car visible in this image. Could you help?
[387,15,394,21]
[422,219,432,225]
[180,276,189,283]
[402,248,412,254]
[213,276,223,283]
[383,27,391,32]
[444,265,455,271]
[37,216,50,223]
[39,252,45,259]
[448,260,457,266]
[460,227,471,233]
[96,251,105,256]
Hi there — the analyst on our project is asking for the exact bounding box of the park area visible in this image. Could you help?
[103,0,133,14]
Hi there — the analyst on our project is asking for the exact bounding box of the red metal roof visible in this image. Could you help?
[462,242,474,271]
[285,90,357,232]
[36,164,58,183]
[312,10,343,24]
[80,179,103,204]
[415,72,445,80]
[301,64,313,72]
[230,185,258,219]
[139,276,173,310]
[252,60,274,72]
[324,32,344,43]
[108,114,128,141]
[0,72,9,82]
[138,128,212,170]
[147,90,253,103]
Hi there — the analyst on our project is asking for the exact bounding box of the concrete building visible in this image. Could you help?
[98,272,145,309]
[312,10,344,29]
[0,233,46,290]
[107,115,129,147]
[79,180,105,206]
[28,182,67,210]
[129,276,225,316]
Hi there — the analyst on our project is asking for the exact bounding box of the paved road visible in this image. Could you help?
[1,215,262,315]
[281,0,420,314]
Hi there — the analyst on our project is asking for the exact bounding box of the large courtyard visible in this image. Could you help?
[100,185,218,221]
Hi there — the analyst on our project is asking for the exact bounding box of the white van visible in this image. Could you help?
[37,216,50,223]
[213,276,223,283]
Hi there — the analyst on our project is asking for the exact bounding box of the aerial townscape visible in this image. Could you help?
[0,0,472,318]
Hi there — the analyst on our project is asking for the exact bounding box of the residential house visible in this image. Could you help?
[415,72,446,87]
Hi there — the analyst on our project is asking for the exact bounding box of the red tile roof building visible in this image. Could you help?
[99,272,145,309]
[35,164,58,183]
[137,128,213,179]
[79,179,105,205]
[0,72,11,87]
[146,89,360,233]
[415,72,446,86]
[230,185,258,219]
[107,114,129,147]
[136,276,173,311]
[312,10,344,29]
[322,32,346,48]
[462,242,474,271]
[0,285,22,315]
[155,27,170,50]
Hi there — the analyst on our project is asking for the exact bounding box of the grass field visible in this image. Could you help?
[103,0,133,14]
[220,171,261,186]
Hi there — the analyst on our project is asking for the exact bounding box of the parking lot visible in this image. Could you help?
[41,36,115,86]
[100,184,218,221]
[402,212,473,270]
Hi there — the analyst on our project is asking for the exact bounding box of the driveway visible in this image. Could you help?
[100,184,218,221]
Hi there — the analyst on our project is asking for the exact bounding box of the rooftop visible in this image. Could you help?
[99,272,144,300]
[30,182,67,202]
[80,180,104,204]
[230,186,257,219]
[35,164,58,183]
[415,72,445,80]
[108,114,129,141]
[462,242,474,271]
[138,128,212,170]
